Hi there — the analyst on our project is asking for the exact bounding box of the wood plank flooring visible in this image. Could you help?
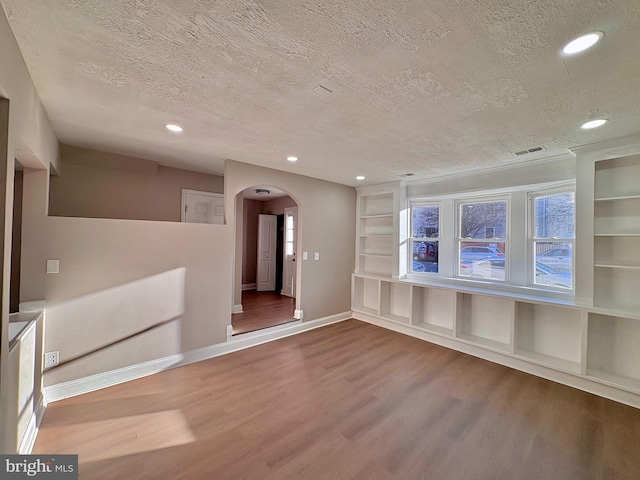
[34,320,640,480]
[232,290,296,335]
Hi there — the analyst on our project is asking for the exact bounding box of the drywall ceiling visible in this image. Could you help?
[2,1,640,186]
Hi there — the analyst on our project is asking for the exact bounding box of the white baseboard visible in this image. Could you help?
[353,311,640,410]
[45,311,352,404]
[232,304,243,314]
[18,394,46,454]
[242,283,256,291]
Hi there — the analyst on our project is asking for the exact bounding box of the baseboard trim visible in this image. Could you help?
[242,283,256,291]
[18,394,46,454]
[353,311,640,410]
[232,304,243,314]
[45,311,352,404]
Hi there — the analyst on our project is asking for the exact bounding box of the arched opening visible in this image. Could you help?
[232,185,300,335]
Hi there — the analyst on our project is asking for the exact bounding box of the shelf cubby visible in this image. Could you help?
[456,293,512,352]
[594,235,640,268]
[353,276,379,316]
[359,235,394,257]
[411,286,455,336]
[514,303,582,373]
[360,193,393,217]
[357,255,393,277]
[594,154,640,199]
[360,216,393,236]
[587,314,640,392]
[379,281,411,324]
[594,198,640,235]
[593,267,640,313]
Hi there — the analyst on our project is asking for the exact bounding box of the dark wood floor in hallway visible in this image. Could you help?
[232,290,296,335]
[34,320,640,480]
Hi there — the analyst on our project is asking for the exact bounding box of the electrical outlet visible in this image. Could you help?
[45,351,59,368]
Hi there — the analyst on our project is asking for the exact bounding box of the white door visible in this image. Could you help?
[282,207,298,297]
[181,189,224,224]
[257,214,277,291]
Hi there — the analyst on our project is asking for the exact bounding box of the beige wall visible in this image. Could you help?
[226,161,356,321]
[42,216,233,386]
[49,145,224,222]
[263,195,296,215]
[242,198,263,286]
[0,4,58,451]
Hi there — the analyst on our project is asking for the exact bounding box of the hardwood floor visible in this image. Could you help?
[232,290,296,335]
[34,320,640,479]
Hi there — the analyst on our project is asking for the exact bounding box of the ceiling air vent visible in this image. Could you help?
[514,146,545,156]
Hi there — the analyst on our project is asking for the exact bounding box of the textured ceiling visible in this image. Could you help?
[2,0,640,186]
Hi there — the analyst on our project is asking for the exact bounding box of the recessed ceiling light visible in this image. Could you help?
[356,176,365,181]
[165,123,183,133]
[286,156,298,162]
[581,119,608,129]
[561,31,604,55]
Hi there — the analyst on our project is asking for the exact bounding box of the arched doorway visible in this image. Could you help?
[232,185,300,335]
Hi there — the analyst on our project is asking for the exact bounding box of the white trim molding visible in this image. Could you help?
[232,304,243,314]
[44,311,352,403]
[242,283,256,291]
[18,395,46,454]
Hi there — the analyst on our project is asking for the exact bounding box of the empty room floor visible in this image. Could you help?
[34,320,640,479]
[232,290,296,335]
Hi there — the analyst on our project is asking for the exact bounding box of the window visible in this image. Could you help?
[410,204,439,273]
[531,191,574,289]
[458,199,508,281]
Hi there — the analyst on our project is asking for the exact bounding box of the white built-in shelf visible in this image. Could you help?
[353,306,378,316]
[594,233,640,237]
[587,370,640,394]
[359,234,393,238]
[360,253,393,257]
[594,262,640,270]
[412,322,453,337]
[594,194,640,202]
[515,349,581,374]
[456,333,510,353]
[381,313,410,324]
[360,213,394,219]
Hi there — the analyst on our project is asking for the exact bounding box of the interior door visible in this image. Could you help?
[257,214,277,291]
[282,207,298,297]
[181,189,224,224]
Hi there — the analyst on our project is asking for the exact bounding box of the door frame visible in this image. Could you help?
[282,207,298,297]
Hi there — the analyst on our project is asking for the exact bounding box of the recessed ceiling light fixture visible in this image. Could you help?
[581,118,608,129]
[356,175,365,181]
[165,123,183,133]
[561,31,604,55]
[287,156,298,162]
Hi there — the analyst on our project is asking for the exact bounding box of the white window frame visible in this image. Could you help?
[456,195,510,283]
[408,202,441,275]
[528,185,576,292]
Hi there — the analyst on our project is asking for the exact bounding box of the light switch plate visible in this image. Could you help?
[303,251,308,260]
[314,252,320,260]
[46,259,60,274]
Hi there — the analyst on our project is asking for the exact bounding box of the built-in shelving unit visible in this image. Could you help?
[514,303,582,373]
[587,313,640,393]
[594,155,640,314]
[411,286,456,336]
[351,146,640,409]
[456,293,512,352]
[356,183,404,277]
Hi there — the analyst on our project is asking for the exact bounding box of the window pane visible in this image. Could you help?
[535,241,572,288]
[534,193,574,238]
[459,241,505,281]
[412,205,439,238]
[460,201,507,239]
[286,242,294,256]
[411,241,438,273]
